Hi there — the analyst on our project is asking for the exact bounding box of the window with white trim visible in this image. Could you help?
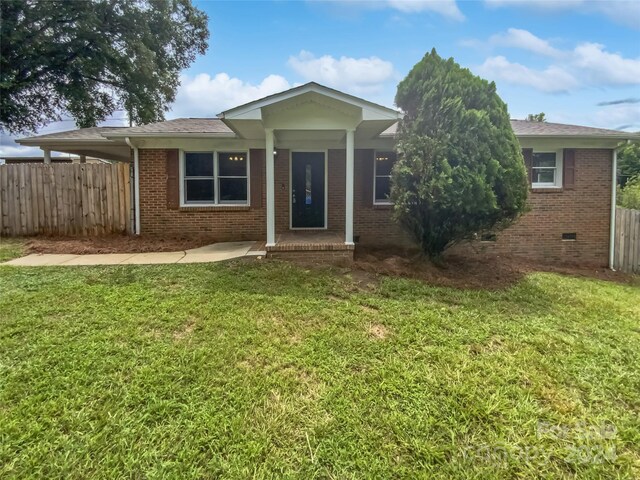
[182,151,249,205]
[532,150,562,188]
[374,151,396,204]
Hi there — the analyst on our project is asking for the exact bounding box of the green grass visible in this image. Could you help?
[0,261,638,479]
[0,238,24,262]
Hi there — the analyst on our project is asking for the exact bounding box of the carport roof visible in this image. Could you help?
[16,127,126,144]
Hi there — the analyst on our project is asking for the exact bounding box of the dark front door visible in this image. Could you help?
[291,152,325,228]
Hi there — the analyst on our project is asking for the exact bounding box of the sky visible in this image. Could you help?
[2,0,639,158]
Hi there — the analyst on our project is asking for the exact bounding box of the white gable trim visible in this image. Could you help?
[221,82,400,121]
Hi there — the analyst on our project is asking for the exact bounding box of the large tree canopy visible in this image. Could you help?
[392,49,528,258]
[0,0,208,134]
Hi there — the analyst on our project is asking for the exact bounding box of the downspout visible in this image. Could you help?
[124,137,141,235]
[609,148,617,270]
[609,141,629,270]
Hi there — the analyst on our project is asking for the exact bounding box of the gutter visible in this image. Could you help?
[124,137,141,235]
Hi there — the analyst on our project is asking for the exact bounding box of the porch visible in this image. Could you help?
[219,82,401,258]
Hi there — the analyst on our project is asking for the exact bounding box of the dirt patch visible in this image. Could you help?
[23,234,215,255]
[353,246,638,290]
[368,323,390,340]
[173,317,196,341]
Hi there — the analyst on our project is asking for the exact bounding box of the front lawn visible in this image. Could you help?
[0,238,24,262]
[0,261,638,478]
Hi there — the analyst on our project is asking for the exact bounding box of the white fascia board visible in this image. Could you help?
[222,83,399,121]
[516,134,638,140]
[362,108,402,121]
[16,138,123,146]
[517,136,626,150]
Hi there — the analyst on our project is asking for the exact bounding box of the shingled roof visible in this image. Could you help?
[103,118,234,136]
[510,120,635,138]
[17,118,638,145]
[380,120,637,139]
[17,127,126,144]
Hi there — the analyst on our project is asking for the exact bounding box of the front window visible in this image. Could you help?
[218,152,248,203]
[374,151,396,204]
[183,151,249,205]
[532,151,562,188]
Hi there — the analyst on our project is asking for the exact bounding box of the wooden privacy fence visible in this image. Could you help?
[0,163,132,236]
[614,207,640,274]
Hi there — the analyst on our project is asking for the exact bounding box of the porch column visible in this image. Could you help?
[265,128,276,247]
[42,149,51,164]
[345,129,355,245]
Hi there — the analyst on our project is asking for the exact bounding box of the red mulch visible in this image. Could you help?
[23,235,215,255]
[353,246,638,290]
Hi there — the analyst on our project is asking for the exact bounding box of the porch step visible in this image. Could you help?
[266,242,354,252]
[266,231,354,264]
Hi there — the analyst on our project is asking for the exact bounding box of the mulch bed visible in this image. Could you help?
[17,236,636,289]
[23,235,216,255]
[353,246,637,289]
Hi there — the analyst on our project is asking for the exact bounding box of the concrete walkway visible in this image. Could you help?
[3,242,265,267]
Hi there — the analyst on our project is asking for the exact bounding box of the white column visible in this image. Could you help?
[42,149,51,164]
[265,128,276,247]
[345,129,355,245]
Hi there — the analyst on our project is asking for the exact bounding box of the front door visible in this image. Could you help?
[291,152,326,228]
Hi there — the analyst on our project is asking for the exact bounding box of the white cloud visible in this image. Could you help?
[488,28,563,58]
[329,0,465,21]
[595,1,640,29]
[169,73,291,118]
[573,43,640,86]
[470,29,640,93]
[484,0,640,29]
[0,141,42,158]
[477,56,578,93]
[287,51,395,94]
[592,102,640,131]
[386,0,464,20]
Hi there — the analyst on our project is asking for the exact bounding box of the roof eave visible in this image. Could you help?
[16,138,123,146]
[515,134,639,140]
[103,132,237,139]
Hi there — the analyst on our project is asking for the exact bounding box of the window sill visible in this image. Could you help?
[530,187,564,193]
[373,203,394,210]
[179,204,251,212]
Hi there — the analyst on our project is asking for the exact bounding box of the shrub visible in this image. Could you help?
[618,175,640,210]
[392,49,528,259]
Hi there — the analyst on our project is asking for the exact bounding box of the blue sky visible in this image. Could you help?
[2,0,639,157]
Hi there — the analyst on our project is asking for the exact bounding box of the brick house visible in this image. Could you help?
[17,83,639,266]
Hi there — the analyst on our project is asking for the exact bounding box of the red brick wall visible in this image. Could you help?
[138,149,266,239]
[354,149,412,247]
[138,147,613,266]
[450,148,613,266]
